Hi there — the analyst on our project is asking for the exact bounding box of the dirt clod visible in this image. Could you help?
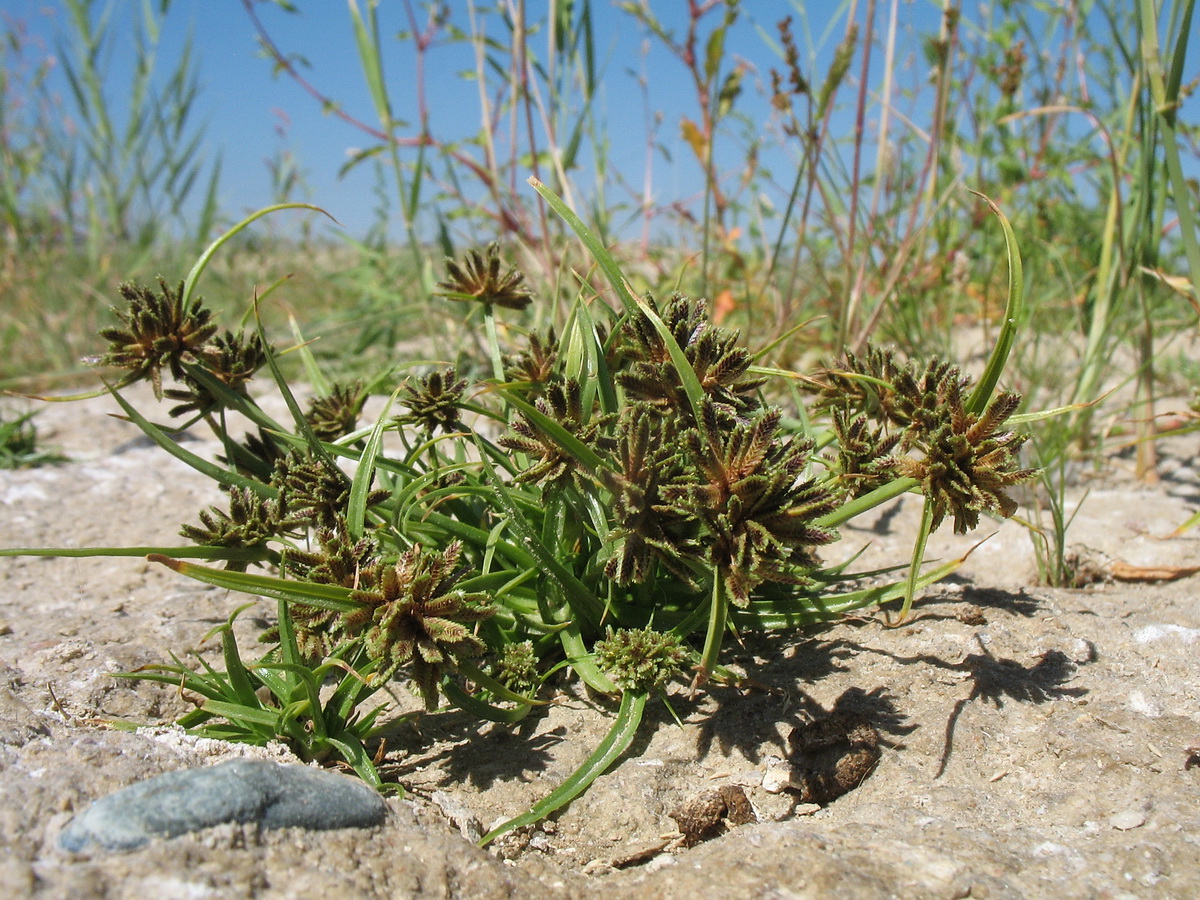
[955,604,987,626]
[668,785,756,846]
[787,711,881,804]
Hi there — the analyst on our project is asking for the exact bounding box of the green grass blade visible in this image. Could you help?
[117,659,230,703]
[752,316,824,362]
[180,364,288,436]
[440,679,533,725]
[219,622,262,710]
[181,203,336,308]
[199,699,280,730]
[0,546,270,562]
[323,733,388,791]
[1164,0,1196,106]
[528,176,639,315]
[814,477,919,528]
[557,618,618,695]
[1008,397,1103,425]
[696,574,728,687]
[455,658,548,707]
[248,665,294,706]
[106,385,276,497]
[272,598,304,686]
[735,552,972,629]
[149,555,363,613]
[899,496,936,620]
[1140,0,1200,309]
[966,191,1024,415]
[253,661,329,740]
[479,690,647,846]
[288,314,332,396]
[472,436,606,627]
[347,389,399,540]
[632,295,707,425]
[1173,507,1200,536]
[347,0,392,126]
[253,304,337,467]
[575,298,618,415]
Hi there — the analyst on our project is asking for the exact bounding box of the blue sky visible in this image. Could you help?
[6,1,1193,242]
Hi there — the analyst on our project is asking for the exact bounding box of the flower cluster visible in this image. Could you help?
[811,344,1036,533]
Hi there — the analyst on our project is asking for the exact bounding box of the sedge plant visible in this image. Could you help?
[1,192,1036,844]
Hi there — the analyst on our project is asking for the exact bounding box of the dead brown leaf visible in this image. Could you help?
[1108,561,1200,583]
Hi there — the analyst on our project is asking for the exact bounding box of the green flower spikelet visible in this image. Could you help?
[434,243,533,310]
[493,640,540,694]
[92,279,218,398]
[345,541,495,708]
[595,626,687,693]
[305,381,365,442]
[399,367,467,435]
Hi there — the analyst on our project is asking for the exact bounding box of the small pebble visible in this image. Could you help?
[1109,810,1146,831]
[430,791,483,842]
[59,759,387,852]
[762,765,795,794]
[1128,691,1163,719]
[1067,638,1096,664]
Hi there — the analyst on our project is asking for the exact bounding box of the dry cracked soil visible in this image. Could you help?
[1,385,1198,899]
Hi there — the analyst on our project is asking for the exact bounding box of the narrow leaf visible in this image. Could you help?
[347,389,399,540]
[632,295,706,425]
[182,203,336,308]
[479,690,647,845]
[149,555,364,613]
[107,385,276,497]
[528,177,639,315]
[966,192,1024,415]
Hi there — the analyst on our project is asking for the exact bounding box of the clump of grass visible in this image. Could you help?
[0,409,66,469]
[0,194,1038,841]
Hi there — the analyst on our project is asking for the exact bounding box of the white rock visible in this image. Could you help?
[1132,624,1200,644]
[1109,809,1146,831]
[1128,690,1163,718]
[762,766,795,794]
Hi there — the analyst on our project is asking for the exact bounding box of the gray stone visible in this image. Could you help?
[0,683,52,747]
[59,758,388,852]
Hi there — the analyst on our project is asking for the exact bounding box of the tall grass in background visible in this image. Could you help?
[1,0,221,384]
[238,1,1195,353]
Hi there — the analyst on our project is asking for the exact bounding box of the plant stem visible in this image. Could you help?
[695,573,728,690]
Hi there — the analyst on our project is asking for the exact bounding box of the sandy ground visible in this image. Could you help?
[1,385,1198,899]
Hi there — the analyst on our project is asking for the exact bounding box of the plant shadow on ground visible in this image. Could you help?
[370,586,1082,800]
[693,629,916,765]
[691,591,1086,775]
[837,621,1089,777]
[1153,461,1200,507]
[933,645,1085,778]
[377,707,565,792]
[371,633,899,795]
[937,581,1045,618]
[378,685,675,793]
